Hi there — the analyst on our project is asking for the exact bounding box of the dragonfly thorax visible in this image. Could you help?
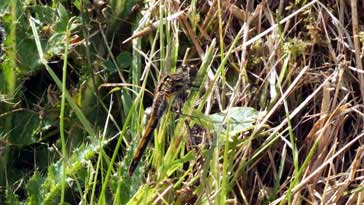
[158,74,191,95]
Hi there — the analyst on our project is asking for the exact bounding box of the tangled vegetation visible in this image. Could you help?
[1,0,364,204]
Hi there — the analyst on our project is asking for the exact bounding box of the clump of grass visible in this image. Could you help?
[1,0,364,204]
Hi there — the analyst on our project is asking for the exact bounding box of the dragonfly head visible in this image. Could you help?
[181,64,198,81]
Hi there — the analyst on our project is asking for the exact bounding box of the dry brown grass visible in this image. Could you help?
[124,0,364,204]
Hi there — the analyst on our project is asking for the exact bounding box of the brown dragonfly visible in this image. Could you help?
[128,65,197,176]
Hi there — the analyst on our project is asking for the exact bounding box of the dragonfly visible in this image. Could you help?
[128,65,198,176]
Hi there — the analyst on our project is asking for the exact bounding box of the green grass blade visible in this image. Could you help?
[29,17,96,138]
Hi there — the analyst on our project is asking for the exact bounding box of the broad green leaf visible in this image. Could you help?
[54,4,69,32]
[17,38,43,70]
[26,171,45,205]
[102,60,117,74]
[116,51,132,69]
[192,107,262,137]
[45,32,66,58]
[103,52,132,74]
[7,110,56,146]
[31,5,55,24]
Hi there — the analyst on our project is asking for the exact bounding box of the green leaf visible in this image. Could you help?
[116,51,132,69]
[43,161,63,204]
[26,171,45,205]
[0,0,10,15]
[45,32,66,58]
[36,140,110,204]
[1,6,43,72]
[31,5,55,24]
[17,38,43,70]
[192,107,262,137]
[7,110,56,146]
[102,60,117,74]
[102,52,132,74]
[5,188,20,205]
[72,0,81,11]
[54,4,69,32]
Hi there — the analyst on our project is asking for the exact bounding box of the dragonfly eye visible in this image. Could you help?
[181,65,198,79]
[188,65,198,79]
